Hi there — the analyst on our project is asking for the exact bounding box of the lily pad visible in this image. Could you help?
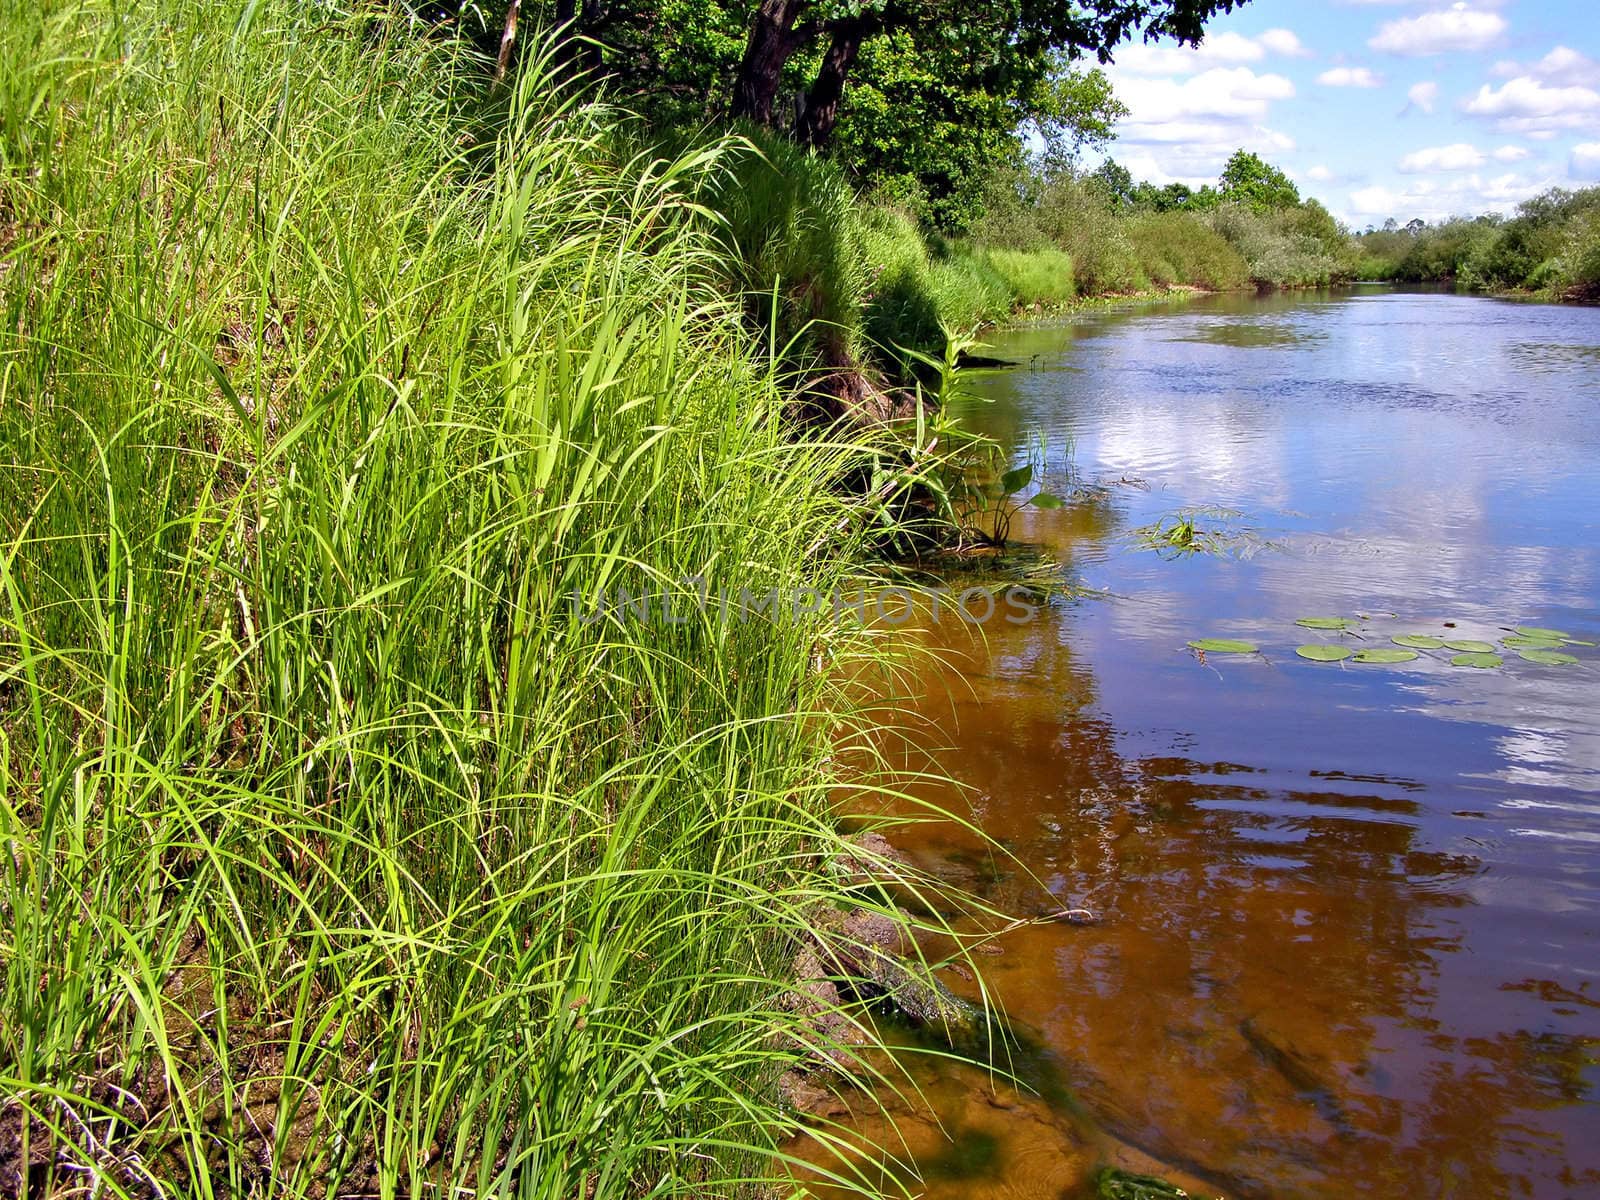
[1517,648,1579,666]
[1515,626,1571,640]
[1297,644,1353,662]
[1296,617,1356,630]
[1443,640,1497,653]
[1393,634,1446,649]
[1188,638,1258,654]
[1566,639,1597,647]
[1502,635,1564,649]
[1352,648,1420,664]
[1451,652,1503,669]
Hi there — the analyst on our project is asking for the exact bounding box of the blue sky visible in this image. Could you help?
[1091,0,1600,227]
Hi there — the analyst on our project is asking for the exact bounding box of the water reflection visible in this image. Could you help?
[808,289,1600,1199]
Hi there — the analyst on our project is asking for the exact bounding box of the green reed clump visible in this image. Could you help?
[0,2,965,1195]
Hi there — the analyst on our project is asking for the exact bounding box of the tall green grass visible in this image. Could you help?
[0,1,958,1195]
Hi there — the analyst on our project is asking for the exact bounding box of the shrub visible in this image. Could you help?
[1126,212,1250,291]
[1209,204,1339,288]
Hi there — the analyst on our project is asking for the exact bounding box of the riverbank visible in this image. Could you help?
[0,4,945,1195]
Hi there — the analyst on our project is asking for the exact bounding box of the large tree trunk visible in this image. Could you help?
[731,0,808,125]
[794,17,870,148]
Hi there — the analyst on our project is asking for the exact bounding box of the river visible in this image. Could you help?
[812,287,1600,1199]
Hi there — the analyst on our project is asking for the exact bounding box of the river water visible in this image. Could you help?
[819,288,1600,1199]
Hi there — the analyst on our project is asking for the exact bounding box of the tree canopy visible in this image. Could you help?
[475,0,1249,228]
[1218,149,1300,214]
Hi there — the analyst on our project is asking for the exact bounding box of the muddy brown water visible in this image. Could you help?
[801,288,1600,1199]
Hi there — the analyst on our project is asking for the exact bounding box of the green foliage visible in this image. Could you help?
[1125,212,1250,290]
[1219,149,1301,214]
[708,126,866,362]
[1355,187,1600,298]
[0,2,964,1193]
[1208,203,1341,288]
[980,247,1079,307]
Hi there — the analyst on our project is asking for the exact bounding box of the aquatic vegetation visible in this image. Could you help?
[1353,649,1420,664]
[1519,649,1580,666]
[1186,615,1597,675]
[1188,639,1260,654]
[1297,645,1354,662]
[1133,508,1281,559]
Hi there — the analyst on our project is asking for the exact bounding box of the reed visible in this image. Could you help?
[0,1,970,1194]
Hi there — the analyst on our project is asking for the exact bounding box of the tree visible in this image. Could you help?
[1218,149,1299,213]
[731,0,1248,150]
[829,35,1124,229]
[1032,61,1127,176]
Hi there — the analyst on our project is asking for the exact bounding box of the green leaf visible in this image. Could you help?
[1296,617,1355,630]
[1443,640,1496,653]
[1568,640,1598,647]
[1502,635,1563,649]
[1296,644,1352,662]
[1450,652,1503,669]
[1188,639,1258,654]
[1515,626,1571,640]
[1029,492,1066,510]
[1352,649,1420,664]
[1517,649,1579,666]
[1392,635,1446,649]
[1000,465,1033,494]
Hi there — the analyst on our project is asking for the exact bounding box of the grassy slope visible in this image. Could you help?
[0,3,933,1196]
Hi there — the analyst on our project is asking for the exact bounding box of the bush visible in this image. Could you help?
[1209,204,1339,288]
[1126,212,1250,291]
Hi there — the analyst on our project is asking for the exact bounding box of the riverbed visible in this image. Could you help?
[816,287,1600,1199]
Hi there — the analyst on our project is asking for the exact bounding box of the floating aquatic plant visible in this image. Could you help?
[1188,638,1259,654]
[1297,644,1353,662]
[1296,617,1356,630]
[1518,648,1579,666]
[1393,634,1446,649]
[1353,648,1420,664]
[1444,640,1497,654]
[1451,652,1504,669]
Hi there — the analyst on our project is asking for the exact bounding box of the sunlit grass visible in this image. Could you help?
[0,1,983,1194]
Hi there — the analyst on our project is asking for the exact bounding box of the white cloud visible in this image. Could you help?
[1305,165,1337,182]
[1407,81,1440,113]
[1318,66,1384,88]
[1257,29,1312,58]
[1491,145,1529,162]
[1111,29,1308,76]
[1399,143,1486,172]
[1114,68,1296,123]
[1347,170,1554,222]
[1495,46,1600,87]
[1462,77,1600,136]
[1369,5,1507,56]
[1573,144,1600,181]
